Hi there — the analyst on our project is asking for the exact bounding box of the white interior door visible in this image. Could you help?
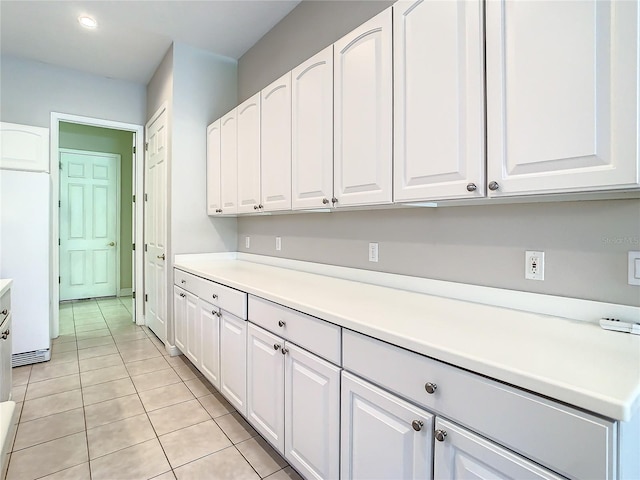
[144,107,168,342]
[59,149,120,301]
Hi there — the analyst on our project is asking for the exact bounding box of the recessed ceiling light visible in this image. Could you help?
[78,15,97,29]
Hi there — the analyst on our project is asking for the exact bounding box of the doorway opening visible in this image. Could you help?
[51,113,144,339]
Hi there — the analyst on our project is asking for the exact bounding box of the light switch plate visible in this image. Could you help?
[628,251,640,286]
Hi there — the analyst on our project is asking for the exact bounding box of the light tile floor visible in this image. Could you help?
[6,297,302,480]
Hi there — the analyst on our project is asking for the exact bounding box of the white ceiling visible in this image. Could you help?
[0,0,301,84]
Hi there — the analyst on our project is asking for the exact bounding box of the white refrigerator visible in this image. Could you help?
[0,169,51,365]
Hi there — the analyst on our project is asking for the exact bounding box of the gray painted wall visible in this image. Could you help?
[238,0,393,102]
[235,1,640,307]
[0,55,146,127]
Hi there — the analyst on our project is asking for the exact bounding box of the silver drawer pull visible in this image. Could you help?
[411,420,423,432]
[435,429,447,442]
[212,294,218,299]
[278,320,286,327]
[424,382,437,394]
[273,344,281,351]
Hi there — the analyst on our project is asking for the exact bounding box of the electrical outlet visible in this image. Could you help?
[525,251,544,280]
[369,243,379,262]
[245,236,250,249]
[629,251,640,286]
[276,237,282,251]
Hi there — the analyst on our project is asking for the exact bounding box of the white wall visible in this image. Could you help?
[171,43,238,255]
[0,55,146,127]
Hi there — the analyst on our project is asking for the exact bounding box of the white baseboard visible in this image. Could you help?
[165,344,181,357]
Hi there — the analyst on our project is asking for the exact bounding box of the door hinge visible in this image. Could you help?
[58,200,61,207]
[144,193,148,201]
[144,244,148,252]
[132,194,135,203]
[145,294,148,302]
[58,276,61,284]
[59,162,62,170]
[58,238,61,246]
[132,145,136,154]
[132,243,135,251]
[132,291,136,299]
[145,142,149,151]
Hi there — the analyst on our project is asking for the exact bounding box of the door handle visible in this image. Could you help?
[107,242,115,247]
[157,254,165,260]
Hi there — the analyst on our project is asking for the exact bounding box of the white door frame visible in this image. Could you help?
[51,113,145,338]
[59,148,122,301]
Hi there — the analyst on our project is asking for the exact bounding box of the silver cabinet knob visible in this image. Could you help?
[424,382,437,394]
[1,309,8,317]
[466,183,477,192]
[435,429,448,442]
[254,205,259,210]
[179,293,185,298]
[331,197,338,205]
[411,420,424,432]
[322,198,329,205]
[273,344,281,351]
[281,347,289,355]
[212,294,218,299]
[258,204,264,209]
[181,280,186,284]
[278,320,286,327]
[211,310,221,317]
[216,208,222,213]
[488,181,500,191]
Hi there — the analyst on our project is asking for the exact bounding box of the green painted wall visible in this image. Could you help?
[59,122,134,292]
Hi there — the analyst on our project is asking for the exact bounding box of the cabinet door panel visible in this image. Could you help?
[185,291,199,367]
[285,343,340,480]
[486,0,639,195]
[247,324,285,452]
[261,73,292,212]
[206,120,222,215]
[220,312,247,415]
[291,46,334,210]
[220,110,238,214]
[237,94,261,213]
[199,299,220,389]
[341,372,433,480]
[394,0,485,201]
[173,286,186,353]
[434,418,562,480]
[334,8,392,206]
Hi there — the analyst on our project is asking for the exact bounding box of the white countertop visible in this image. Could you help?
[0,279,12,298]
[174,257,640,422]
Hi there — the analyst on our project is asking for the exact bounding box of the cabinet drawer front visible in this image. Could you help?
[343,330,616,480]
[249,296,341,365]
[175,269,247,319]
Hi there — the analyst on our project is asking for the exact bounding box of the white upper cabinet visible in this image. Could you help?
[486,0,640,196]
[206,120,222,215]
[0,122,49,173]
[220,109,238,215]
[261,73,292,212]
[393,0,485,202]
[334,7,393,207]
[291,46,335,210]
[237,93,262,213]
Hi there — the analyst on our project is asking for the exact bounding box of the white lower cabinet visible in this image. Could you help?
[173,285,194,354]
[341,371,433,480]
[199,299,221,389]
[433,418,561,480]
[185,294,201,366]
[247,323,340,480]
[220,311,248,416]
